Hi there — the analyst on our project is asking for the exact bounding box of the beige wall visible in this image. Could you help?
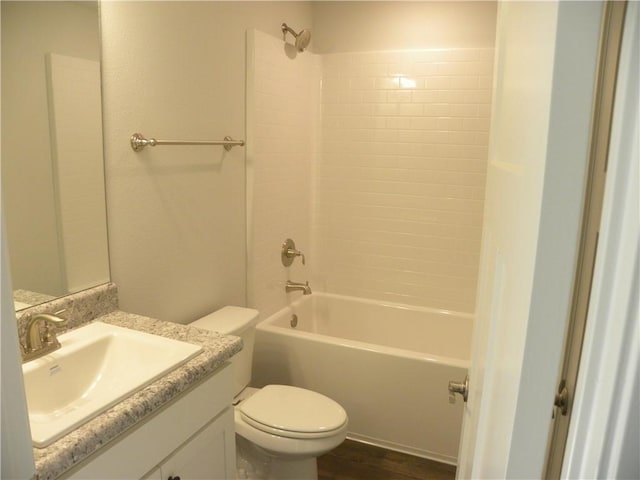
[312,1,497,53]
[100,2,313,323]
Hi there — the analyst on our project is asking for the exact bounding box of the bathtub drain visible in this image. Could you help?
[290,314,298,328]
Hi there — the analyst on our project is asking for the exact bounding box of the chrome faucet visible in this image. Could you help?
[285,280,312,295]
[22,310,68,362]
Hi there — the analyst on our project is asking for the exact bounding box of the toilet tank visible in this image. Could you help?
[190,306,259,396]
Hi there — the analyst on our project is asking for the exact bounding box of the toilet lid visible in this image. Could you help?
[239,385,347,439]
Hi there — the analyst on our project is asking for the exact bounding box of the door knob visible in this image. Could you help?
[448,374,469,404]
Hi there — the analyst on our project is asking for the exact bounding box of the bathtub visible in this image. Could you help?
[252,293,472,465]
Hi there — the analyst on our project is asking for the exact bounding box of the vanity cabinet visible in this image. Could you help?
[142,410,234,480]
[64,364,235,480]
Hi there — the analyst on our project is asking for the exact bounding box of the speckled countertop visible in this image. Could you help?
[31,309,242,480]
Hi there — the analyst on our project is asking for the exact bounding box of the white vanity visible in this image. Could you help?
[17,284,242,480]
[66,364,235,480]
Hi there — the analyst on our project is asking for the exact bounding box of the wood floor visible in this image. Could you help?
[318,440,456,480]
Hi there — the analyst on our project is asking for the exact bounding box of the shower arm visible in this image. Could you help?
[281,23,297,39]
[281,22,311,52]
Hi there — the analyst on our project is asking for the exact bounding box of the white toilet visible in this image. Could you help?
[191,306,348,480]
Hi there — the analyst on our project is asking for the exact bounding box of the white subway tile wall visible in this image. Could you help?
[247,31,320,318]
[249,35,493,316]
[314,49,494,313]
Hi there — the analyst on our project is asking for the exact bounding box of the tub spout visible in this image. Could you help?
[285,280,312,295]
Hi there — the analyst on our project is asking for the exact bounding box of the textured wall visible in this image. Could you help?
[312,1,497,53]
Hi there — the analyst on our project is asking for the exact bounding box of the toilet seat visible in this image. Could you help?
[239,385,347,440]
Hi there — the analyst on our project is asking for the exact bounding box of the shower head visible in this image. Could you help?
[281,23,311,52]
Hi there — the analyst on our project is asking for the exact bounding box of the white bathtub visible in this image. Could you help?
[253,293,472,465]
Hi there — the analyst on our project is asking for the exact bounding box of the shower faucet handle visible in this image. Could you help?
[281,238,306,266]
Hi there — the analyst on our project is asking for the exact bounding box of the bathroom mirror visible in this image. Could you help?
[1,1,110,310]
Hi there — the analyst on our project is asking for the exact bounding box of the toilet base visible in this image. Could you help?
[268,457,317,480]
[236,434,318,480]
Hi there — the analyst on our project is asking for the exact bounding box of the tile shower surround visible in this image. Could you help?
[248,30,320,319]
[249,35,493,317]
[316,49,493,313]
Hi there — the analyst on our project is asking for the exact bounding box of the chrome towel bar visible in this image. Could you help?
[130,133,245,152]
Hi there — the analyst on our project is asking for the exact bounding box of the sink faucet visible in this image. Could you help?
[285,280,312,295]
[22,310,68,362]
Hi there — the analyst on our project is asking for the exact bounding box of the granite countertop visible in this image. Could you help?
[32,310,242,480]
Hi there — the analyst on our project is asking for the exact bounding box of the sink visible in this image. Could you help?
[22,321,203,447]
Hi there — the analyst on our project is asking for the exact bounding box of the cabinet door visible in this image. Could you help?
[66,366,233,480]
[160,408,235,480]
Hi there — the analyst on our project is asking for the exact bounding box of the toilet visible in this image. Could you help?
[190,306,348,480]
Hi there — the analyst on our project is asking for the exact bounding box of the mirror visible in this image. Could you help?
[1,1,109,311]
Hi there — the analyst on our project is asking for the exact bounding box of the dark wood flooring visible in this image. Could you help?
[318,439,456,480]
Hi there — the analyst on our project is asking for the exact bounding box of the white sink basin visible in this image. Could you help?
[22,321,202,447]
